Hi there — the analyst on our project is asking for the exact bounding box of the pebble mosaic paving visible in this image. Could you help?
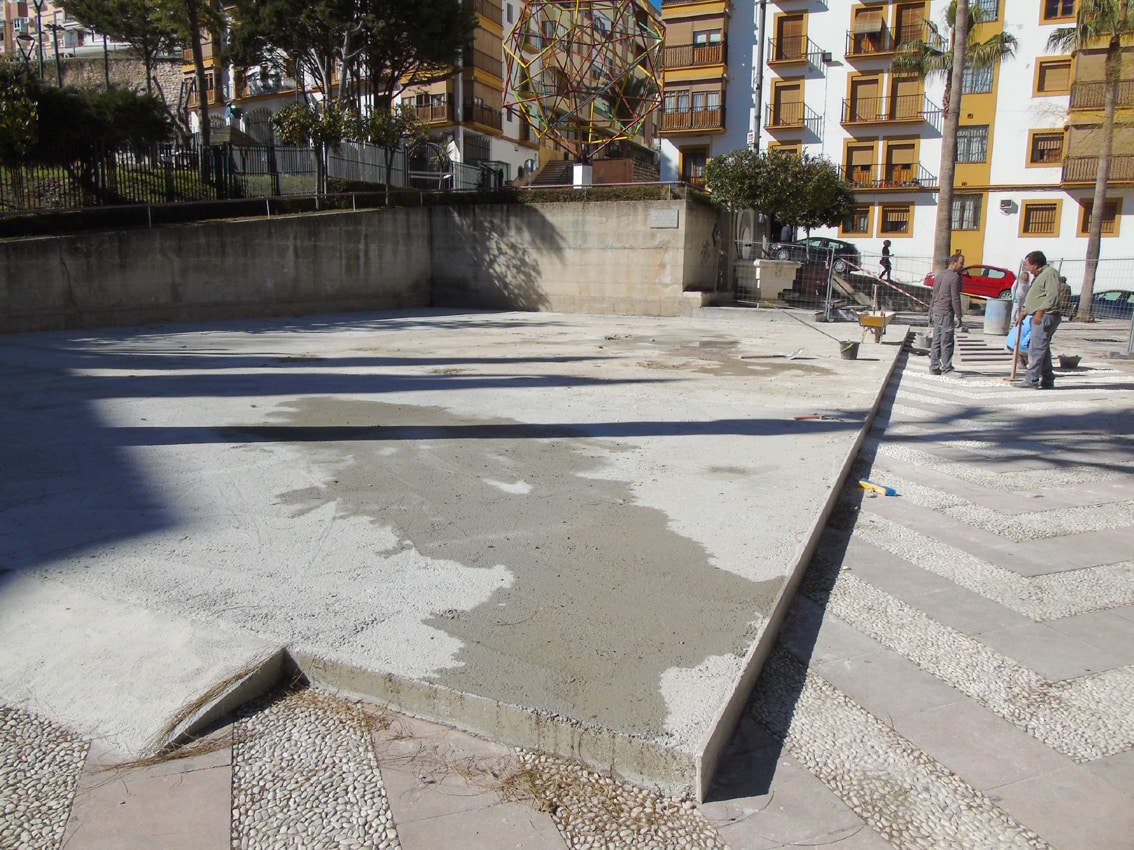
[4,339,1133,849]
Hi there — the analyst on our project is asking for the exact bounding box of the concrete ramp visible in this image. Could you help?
[0,309,904,796]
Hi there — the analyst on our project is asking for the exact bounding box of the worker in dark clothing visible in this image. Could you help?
[929,252,965,375]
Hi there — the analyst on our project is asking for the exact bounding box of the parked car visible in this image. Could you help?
[767,237,861,274]
[924,264,1017,299]
[1069,288,1134,320]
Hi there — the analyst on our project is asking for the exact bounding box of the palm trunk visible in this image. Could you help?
[1076,44,1120,323]
[933,0,968,270]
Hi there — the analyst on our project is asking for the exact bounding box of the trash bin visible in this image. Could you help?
[839,341,860,360]
[983,297,1011,335]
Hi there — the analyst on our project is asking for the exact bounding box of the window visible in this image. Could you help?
[1021,202,1060,236]
[846,142,877,186]
[694,29,722,46]
[681,149,708,187]
[1079,199,1121,236]
[956,126,989,163]
[1028,130,1064,165]
[1043,0,1076,22]
[952,195,983,230]
[971,0,999,20]
[962,65,994,94]
[880,204,912,235]
[842,204,872,236]
[774,14,806,62]
[507,3,513,24]
[1036,58,1072,94]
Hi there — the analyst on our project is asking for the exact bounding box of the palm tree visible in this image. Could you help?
[891,0,1017,269]
[1048,0,1134,322]
[892,1,1017,113]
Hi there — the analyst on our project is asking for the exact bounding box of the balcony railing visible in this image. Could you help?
[843,162,938,190]
[463,0,502,21]
[406,100,453,124]
[1069,80,1134,110]
[842,94,941,129]
[1061,154,1134,184]
[465,102,503,131]
[846,23,939,59]
[664,42,726,69]
[765,101,823,135]
[767,34,824,67]
[661,106,725,132]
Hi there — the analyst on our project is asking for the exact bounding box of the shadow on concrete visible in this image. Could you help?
[430,206,564,310]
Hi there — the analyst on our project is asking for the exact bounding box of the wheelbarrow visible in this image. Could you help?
[858,310,897,343]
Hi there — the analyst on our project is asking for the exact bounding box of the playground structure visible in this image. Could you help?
[504,0,664,178]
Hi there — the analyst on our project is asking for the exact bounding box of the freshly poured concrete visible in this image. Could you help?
[0,309,905,796]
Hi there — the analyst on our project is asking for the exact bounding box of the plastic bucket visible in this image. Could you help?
[983,297,1011,335]
[839,341,860,360]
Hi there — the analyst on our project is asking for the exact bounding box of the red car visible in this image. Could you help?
[924,264,1017,299]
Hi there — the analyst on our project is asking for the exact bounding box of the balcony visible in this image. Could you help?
[767,35,825,68]
[1069,80,1134,110]
[464,101,503,131]
[407,99,454,124]
[846,23,940,60]
[463,0,502,21]
[842,94,942,130]
[664,41,726,69]
[765,101,823,135]
[843,162,938,191]
[661,106,725,132]
[1061,154,1134,184]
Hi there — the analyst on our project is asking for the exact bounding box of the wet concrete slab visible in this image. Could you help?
[0,308,905,798]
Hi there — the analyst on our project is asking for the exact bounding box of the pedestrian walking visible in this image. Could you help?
[880,240,893,281]
[1014,250,1062,390]
[929,252,965,375]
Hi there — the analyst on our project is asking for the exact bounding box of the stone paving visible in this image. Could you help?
[3,314,1134,849]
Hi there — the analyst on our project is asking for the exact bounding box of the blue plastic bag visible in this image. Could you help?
[1005,320,1031,352]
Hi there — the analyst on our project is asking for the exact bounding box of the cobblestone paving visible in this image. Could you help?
[5,336,1134,850]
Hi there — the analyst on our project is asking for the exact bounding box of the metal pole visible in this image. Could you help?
[50,25,62,86]
[35,1,45,79]
[750,0,768,151]
[103,35,110,89]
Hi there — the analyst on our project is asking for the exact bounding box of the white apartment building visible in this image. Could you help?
[660,0,1134,282]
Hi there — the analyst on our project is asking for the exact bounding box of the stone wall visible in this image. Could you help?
[0,198,723,332]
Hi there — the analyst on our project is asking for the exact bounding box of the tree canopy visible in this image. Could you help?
[227,0,476,110]
[704,149,856,232]
[59,0,182,96]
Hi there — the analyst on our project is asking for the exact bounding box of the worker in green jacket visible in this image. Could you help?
[1014,250,1061,390]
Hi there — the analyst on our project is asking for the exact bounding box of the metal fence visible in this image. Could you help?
[0,139,489,216]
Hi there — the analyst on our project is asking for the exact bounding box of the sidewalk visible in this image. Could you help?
[3,311,1133,849]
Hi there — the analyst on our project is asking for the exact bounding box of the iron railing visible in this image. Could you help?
[843,162,938,190]
[765,100,823,135]
[1061,154,1134,184]
[661,106,724,131]
[1069,79,1134,109]
[664,42,725,68]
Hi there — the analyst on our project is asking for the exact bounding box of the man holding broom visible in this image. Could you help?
[1014,250,1062,390]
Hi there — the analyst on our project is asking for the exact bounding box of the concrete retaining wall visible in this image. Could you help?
[1,198,721,332]
[431,199,721,317]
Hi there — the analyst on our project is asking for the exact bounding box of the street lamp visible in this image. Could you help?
[44,22,64,86]
[15,32,35,67]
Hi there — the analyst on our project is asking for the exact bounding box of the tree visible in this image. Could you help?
[1048,0,1134,322]
[359,0,477,109]
[59,0,181,97]
[704,148,855,243]
[0,65,37,164]
[352,102,426,203]
[892,0,1016,269]
[228,0,362,109]
[272,100,353,193]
